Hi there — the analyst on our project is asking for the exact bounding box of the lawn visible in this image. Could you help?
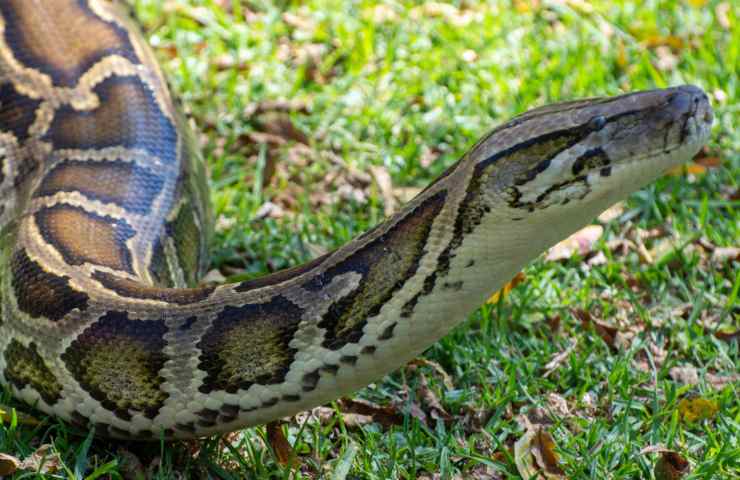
[1,0,738,478]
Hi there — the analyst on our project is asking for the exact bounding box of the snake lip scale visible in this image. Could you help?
[0,1,713,440]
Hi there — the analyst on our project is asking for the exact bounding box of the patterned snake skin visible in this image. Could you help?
[0,1,712,440]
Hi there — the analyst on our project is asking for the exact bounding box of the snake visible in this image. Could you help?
[0,1,713,441]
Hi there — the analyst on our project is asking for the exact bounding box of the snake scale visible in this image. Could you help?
[0,1,712,440]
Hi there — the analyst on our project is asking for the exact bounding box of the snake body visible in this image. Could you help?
[0,1,712,440]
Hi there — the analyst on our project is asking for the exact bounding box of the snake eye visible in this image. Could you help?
[588,115,607,131]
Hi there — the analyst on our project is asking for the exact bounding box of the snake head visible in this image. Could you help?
[466,85,713,221]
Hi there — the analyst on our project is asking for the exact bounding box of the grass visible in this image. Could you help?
[1,0,738,478]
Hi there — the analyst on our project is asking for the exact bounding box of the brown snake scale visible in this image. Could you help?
[0,1,712,439]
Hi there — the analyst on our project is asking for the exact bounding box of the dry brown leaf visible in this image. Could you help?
[644,34,684,50]
[117,447,146,480]
[337,398,405,429]
[266,421,294,466]
[487,271,526,304]
[417,374,452,423]
[533,428,566,477]
[0,453,20,476]
[714,328,740,343]
[407,358,455,391]
[654,451,690,480]
[244,99,309,117]
[716,3,731,29]
[655,46,679,71]
[543,339,577,378]
[572,309,618,348]
[677,397,719,423]
[18,444,60,474]
[711,247,740,264]
[666,163,707,176]
[706,373,740,390]
[256,112,309,145]
[669,366,699,385]
[340,413,375,428]
[394,186,422,204]
[693,155,722,168]
[546,393,571,417]
[597,202,625,223]
[545,225,603,261]
[514,424,565,479]
[369,165,397,216]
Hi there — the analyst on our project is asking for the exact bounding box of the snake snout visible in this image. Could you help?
[667,85,713,131]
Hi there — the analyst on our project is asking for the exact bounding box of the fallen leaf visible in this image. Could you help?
[533,428,566,477]
[706,373,740,390]
[669,366,699,385]
[336,398,405,429]
[677,397,719,423]
[200,269,226,285]
[666,163,707,176]
[543,339,577,378]
[715,3,731,29]
[546,393,571,417]
[117,447,146,480]
[572,309,618,348]
[19,444,61,474]
[545,225,603,261]
[640,444,669,455]
[0,453,20,476]
[711,247,740,264]
[487,272,526,304]
[255,112,309,145]
[597,202,625,223]
[514,424,565,479]
[339,412,375,428]
[394,186,422,203]
[417,374,452,423]
[514,429,539,479]
[654,451,690,480]
[254,201,286,220]
[407,358,455,390]
[644,34,684,50]
[369,165,397,216]
[713,327,739,343]
[693,155,721,168]
[244,99,309,117]
[266,421,294,466]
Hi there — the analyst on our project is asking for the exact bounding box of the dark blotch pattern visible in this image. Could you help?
[0,82,41,142]
[303,190,447,350]
[196,295,302,394]
[165,204,202,286]
[302,370,321,392]
[148,238,172,287]
[0,0,139,87]
[35,159,164,214]
[92,271,214,305]
[11,249,89,321]
[35,204,136,274]
[60,310,168,420]
[572,147,610,176]
[46,75,177,164]
[234,252,331,293]
[3,339,62,405]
